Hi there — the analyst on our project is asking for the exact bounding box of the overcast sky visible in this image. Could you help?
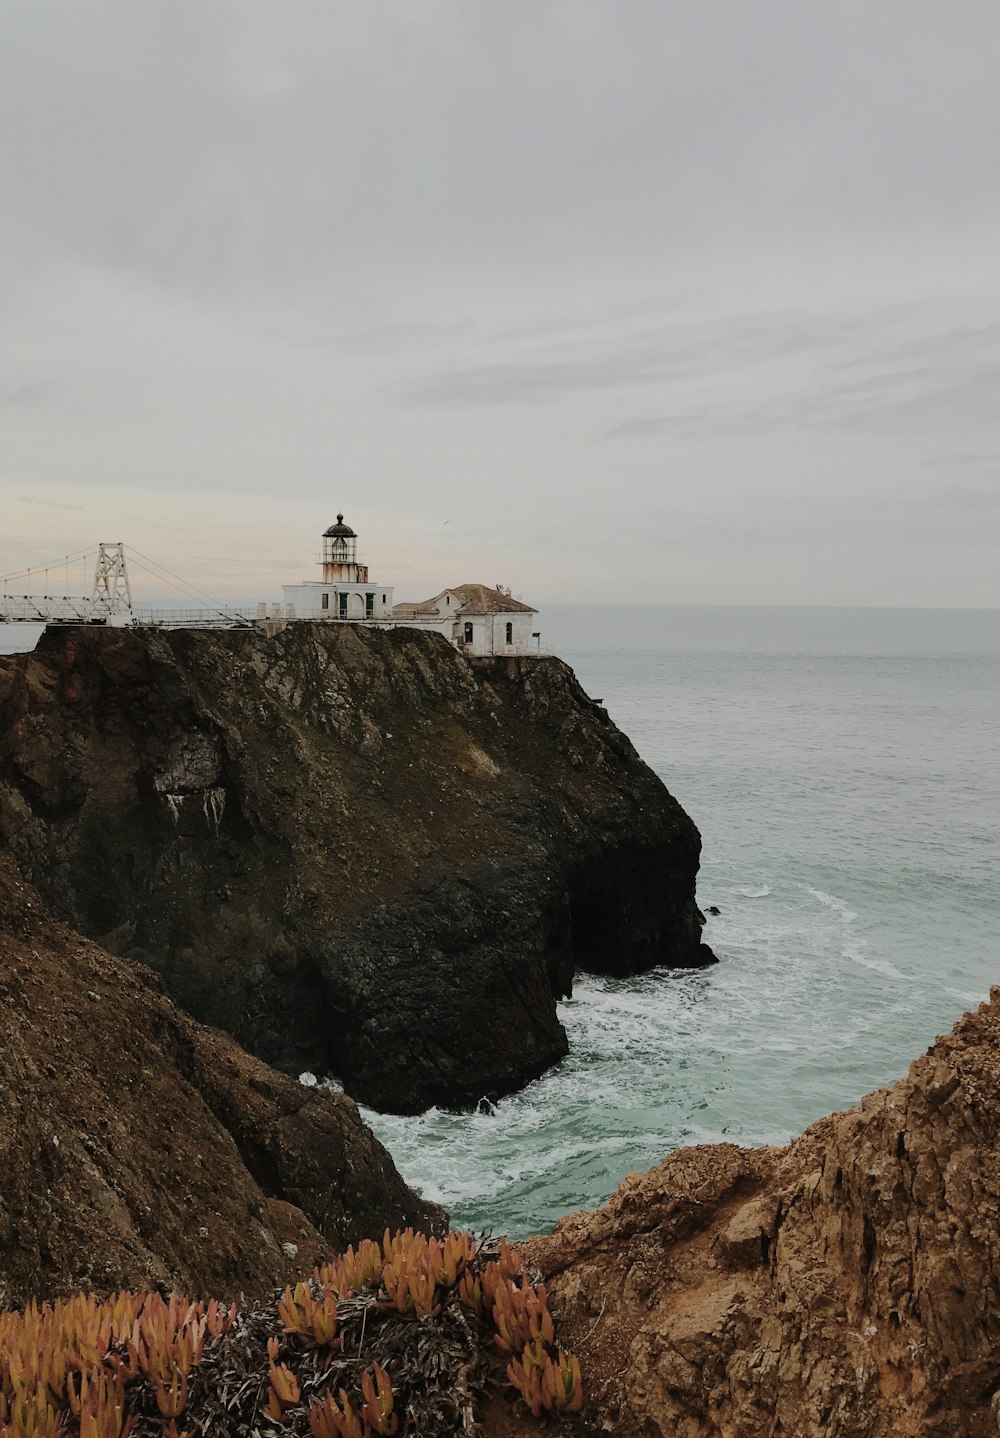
[1,1,998,607]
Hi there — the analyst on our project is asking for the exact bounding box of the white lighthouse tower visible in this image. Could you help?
[321,514,366,584]
[282,514,394,620]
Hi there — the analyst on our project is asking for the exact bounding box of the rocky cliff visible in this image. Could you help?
[500,991,1000,1438]
[0,623,711,1113]
[0,855,439,1307]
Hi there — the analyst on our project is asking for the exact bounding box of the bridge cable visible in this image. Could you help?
[126,546,236,609]
[0,542,102,586]
[125,549,254,623]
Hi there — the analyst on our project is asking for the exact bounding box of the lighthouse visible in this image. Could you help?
[282,514,394,621]
[321,514,367,584]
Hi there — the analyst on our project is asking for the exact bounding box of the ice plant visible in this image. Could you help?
[359,1364,397,1437]
[0,1227,582,1433]
[264,1358,301,1424]
[308,1388,367,1438]
[278,1283,340,1349]
[0,1287,235,1438]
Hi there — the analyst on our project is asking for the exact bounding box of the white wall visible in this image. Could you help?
[275,587,539,654]
[457,610,537,655]
[392,615,454,643]
[281,581,394,618]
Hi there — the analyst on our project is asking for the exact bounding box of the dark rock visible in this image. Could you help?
[0,624,712,1113]
[706,904,721,915]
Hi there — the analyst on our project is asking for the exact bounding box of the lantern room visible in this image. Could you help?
[322,514,368,584]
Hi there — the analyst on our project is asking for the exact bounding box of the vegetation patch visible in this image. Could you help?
[0,1229,582,1437]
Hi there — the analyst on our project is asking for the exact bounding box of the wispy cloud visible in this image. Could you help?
[17,494,83,512]
[1,381,60,409]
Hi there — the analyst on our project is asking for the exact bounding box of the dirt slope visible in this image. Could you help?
[0,857,439,1307]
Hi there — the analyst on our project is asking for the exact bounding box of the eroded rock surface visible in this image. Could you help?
[503,991,1000,1438]
[0,857,440,1305]
[0,624,710,1111]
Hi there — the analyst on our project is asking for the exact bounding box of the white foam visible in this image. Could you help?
[944,986,986,1007]
[844,947,906,982]
[806,886,858,923]
[735,884,771,899]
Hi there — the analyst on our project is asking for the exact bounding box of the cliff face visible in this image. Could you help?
[0,856,440,1307]
[503,991,1000,1438]
[0,623,711,1113]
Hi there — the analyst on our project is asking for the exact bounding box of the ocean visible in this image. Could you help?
[361,604,1000,1235]
[4,607,999,1238]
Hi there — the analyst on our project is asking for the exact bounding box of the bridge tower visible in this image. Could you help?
[91,543,132,612]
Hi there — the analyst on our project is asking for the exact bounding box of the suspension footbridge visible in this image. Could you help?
[0,543,264,630]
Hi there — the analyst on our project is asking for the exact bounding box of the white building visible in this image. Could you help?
[393,583,539,656]
[281,515,395,620]
[279,517,540,654]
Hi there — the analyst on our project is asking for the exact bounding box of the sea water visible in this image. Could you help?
[4,608,999,1237]
[361,605,1000,1235]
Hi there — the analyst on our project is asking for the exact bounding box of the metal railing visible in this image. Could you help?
[0,595,125,623]
[131,607,257,629]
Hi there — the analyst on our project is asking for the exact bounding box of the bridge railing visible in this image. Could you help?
[0,596,124,623]
[130,607,257,628]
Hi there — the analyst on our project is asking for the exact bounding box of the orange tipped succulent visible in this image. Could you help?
[360,1363,397,1437]
[492,1277,555,1355]
[308,1387,367,1438]
[278,1283,340,1349]
[507,1338,583,1419]
[0,1226,584,1434]
[154,1369,189,1421]
[0,1284,230,1438]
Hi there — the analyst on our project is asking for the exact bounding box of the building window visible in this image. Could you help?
[338,592,348,618]
[382,593,387,604]
[464,622,474,644]
[321,592,329,611]
[506,621,513,645]
[366,592,375,618]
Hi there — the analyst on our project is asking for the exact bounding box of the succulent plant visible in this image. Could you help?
[0,1227,582,1435]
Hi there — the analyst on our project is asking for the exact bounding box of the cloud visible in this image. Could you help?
[936,483,1000,510]
[0,381,60,409]
[16,494,84,512]
[603,313,1000,440]
[1,3,999,605]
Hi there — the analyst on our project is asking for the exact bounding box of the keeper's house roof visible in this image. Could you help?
[393,583,537,619]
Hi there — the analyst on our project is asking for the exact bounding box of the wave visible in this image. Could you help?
[806,886,858,923]
[844,947,906,982]
[944,986,987,1008]
[734,884,771,899]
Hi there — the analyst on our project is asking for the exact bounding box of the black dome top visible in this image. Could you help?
[323,513,356,538]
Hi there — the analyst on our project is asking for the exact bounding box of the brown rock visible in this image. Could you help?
[0,856,440,1306]
[492,991,1000,1438]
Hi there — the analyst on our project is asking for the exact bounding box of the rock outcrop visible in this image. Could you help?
[0,856,440,1307]
[0,624,711,1112]
[502,990,1000,1438]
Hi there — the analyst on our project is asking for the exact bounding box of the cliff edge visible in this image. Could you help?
[0,623,711,1113]
[500,989,1000,1438]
